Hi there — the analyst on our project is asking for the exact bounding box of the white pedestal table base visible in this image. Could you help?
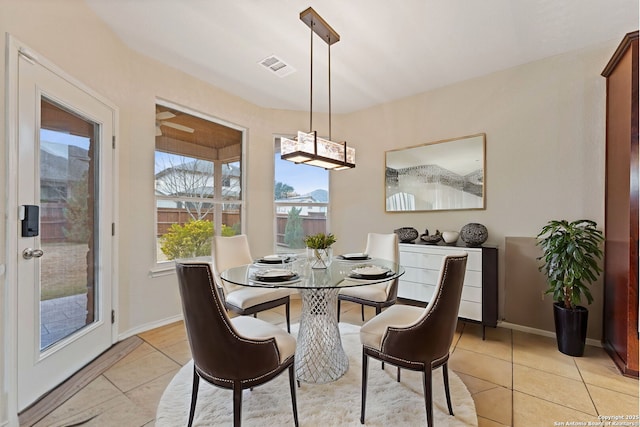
[295,288,349,383]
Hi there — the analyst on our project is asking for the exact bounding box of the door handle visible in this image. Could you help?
[22,248,44,260]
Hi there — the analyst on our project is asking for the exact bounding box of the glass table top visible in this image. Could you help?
[220,256,404,290]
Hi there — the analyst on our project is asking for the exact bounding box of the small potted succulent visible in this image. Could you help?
[304,232,337,269]
[537,219,604,356]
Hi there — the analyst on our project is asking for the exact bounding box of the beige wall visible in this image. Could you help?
[0,0,621,423]
[329,42,614,340]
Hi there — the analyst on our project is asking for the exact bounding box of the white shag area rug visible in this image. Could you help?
[156,323,477,426]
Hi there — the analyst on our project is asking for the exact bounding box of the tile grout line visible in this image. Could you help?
[511,327,515,427]
[18,336,144,426]
[574,355,600,417]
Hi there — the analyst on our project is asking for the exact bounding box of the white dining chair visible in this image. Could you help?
[337,233,400,322]
[212,235,292,332]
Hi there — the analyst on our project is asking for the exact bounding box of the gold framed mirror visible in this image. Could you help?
[385,133,486,212]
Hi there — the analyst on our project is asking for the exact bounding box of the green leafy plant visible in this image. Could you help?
[304,232,337,249]
[537,219,604,309]
[160,219,236,260]
[284,207,306,249]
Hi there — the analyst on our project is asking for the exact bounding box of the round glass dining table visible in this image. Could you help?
[220,256,405,384]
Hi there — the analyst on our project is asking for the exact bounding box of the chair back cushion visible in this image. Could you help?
[381,253,468,365]
[175,262,281,384]
[365,233,400,299]
[212,234,253,294]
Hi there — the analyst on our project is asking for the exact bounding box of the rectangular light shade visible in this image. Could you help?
[281,131,355,170]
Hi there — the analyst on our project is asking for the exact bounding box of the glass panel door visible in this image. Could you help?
[39,99,97,350]
[16,48,114,410]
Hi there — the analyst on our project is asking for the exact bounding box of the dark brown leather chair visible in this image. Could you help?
[338,233,400,322]
[213,235,292,332]
[359,253,468,427]
[175,261,299,427]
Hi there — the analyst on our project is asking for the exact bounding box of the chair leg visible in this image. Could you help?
[188,367,199,427]
[361,305,365,321]
[397,367,401,382]
[285,300,291,333]
[442,362,454,416]
[422,368,434,427]
[288,364,299,427]
[233,383,243,427]
[337,299,341,322]
[375,306,381,316]
[360,352,369,424]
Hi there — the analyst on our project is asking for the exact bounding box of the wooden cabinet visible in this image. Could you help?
[397,243,498,337]
[602,30,639,377]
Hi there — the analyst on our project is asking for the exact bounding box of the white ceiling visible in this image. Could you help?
[85,0,638,114]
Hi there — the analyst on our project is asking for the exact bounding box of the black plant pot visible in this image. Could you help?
[553,302,588,356]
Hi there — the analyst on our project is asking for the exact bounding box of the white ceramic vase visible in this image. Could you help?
[442,231,460,244]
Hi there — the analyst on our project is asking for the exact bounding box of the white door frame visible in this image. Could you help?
[4,35,119,423]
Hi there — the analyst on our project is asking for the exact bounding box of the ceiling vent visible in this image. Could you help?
[259,55,296,77]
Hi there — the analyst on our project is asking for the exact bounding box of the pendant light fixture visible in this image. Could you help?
[280,7,355,170]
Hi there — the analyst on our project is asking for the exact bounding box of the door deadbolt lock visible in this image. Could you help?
[22,248,44,260]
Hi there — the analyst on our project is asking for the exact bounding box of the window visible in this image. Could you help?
[274,135,330,253]
[155,102,244,263]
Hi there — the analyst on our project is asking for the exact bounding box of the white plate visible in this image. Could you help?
[255,255,291,264]
[341,252,369,259]
[263,254,286,260]
[350,265,390,277]
[256,268,294,278]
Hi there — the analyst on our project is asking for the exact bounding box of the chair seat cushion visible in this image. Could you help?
[339,282,387,302]
[226,287,291,310]
[360,304,424,350]
[231,316,296,363]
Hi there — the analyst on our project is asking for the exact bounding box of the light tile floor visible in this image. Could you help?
[31,300,639,426]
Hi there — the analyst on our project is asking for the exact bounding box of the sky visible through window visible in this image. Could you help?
[274,153,328,196]
[40,129,90,156]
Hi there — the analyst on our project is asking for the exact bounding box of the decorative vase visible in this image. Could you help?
[420,230,442,245]
[460,223,488,247]
[307,247,333,269]
[394,227,419,243]
[442,231,460,244]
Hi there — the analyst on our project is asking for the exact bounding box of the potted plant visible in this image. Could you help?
[304,232,337,269]
[537,219,604,356]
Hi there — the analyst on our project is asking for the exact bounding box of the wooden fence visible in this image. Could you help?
[275,212,327,247]
[157,208,240,236]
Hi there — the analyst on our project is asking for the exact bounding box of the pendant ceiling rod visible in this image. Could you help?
[328,40,332,141]
[300,7,340,140]
[279,7,354,170]
[309,22,313,134]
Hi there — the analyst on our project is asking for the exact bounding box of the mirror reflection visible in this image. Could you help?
[385,133,486,212]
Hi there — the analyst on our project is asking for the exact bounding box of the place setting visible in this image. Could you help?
[346,264,395,282]
[336,252,371,262]
[253,254,294,266]
[249,268,300,285]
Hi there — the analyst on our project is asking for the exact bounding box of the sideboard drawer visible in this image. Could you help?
[399,251,444,270]
[458,300,482,322]
[397,280,436,302]
[402,266,440,285]
[461,285,482,303]
[398,243,498,336]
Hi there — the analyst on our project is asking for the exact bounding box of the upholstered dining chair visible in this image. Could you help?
[212,234,292,332]
[359,253,468,427]
[175,261,299,427]
[337,233,400,322]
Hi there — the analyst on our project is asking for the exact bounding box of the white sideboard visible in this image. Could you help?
[398,243,498,337]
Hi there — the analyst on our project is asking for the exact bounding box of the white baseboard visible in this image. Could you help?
[498,321,602,348]
[118,314,184,341]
